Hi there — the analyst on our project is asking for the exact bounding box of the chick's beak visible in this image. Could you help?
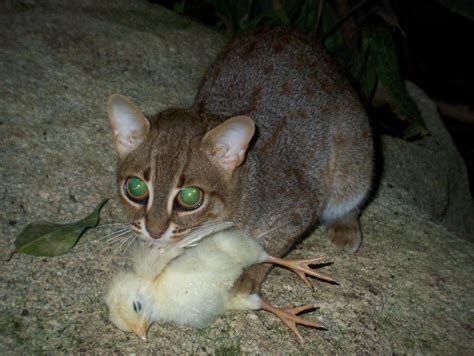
[133,322,149,342]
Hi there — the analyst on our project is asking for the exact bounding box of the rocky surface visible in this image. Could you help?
[379,82,474,242]
[1,0,472,354]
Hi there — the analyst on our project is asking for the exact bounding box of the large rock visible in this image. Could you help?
[379,82,474,241]
[0,1,472,353]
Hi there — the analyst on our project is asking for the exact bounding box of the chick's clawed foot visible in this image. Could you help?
[260,299,324,344]
[264,255,337,288]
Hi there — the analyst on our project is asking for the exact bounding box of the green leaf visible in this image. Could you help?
[294,0,318,33]
[173,0,186,14]
[358,31,377,101]
[366,25,428,139]
[7,199,108,260]
[321,1,346,53]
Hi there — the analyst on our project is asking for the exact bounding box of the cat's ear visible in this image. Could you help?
[201,116,255,175]
[107,94,150,159]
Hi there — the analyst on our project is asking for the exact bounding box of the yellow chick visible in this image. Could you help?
[105,228,335,343]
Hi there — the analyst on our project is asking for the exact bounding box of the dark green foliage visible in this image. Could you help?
[363,24,428,139]
[207,0,317,34]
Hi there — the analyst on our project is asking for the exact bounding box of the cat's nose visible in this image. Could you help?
[144,216,168,239]
[147,227,165,239]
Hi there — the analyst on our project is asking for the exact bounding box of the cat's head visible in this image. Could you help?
[107,94,255,246]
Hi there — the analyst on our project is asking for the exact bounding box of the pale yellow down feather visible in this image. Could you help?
[106,228,269,336]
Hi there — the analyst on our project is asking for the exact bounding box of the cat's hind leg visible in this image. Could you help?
[325,209,362,253]
[321,190,368,253]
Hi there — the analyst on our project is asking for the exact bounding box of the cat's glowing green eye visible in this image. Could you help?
[125,177,148,201]
[176,186,203,210]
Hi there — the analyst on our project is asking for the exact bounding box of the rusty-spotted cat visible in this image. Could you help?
[107,27,373,294]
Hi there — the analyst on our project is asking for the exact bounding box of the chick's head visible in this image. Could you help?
[105,271,153,341]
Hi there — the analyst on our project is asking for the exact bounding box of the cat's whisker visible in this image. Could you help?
[94,223,130,230]
[96,227,131,241]
[115,234,135,254]
[177,221,235,248]
[255,224,284,240]
[93,223,130,231]
[123,236,137,253]
[99,229,132,247]
[186,220,234,233]
[97,234,130,248]
[99,232,133,252]
[101,235,131,250]
[107,232,133,245]
[96,222,130,226]
[191,220,224,228]
[98,225,130,234]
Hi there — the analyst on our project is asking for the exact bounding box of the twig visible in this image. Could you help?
[436,100,474,124]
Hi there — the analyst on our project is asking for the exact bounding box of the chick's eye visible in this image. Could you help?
[176,186,203,210]
[125,177,148,202]
[133,300,142,313]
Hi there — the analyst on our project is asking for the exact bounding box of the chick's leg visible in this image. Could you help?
[259,298,324,344]
[227,293,324,344]
[263,255,336,288]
